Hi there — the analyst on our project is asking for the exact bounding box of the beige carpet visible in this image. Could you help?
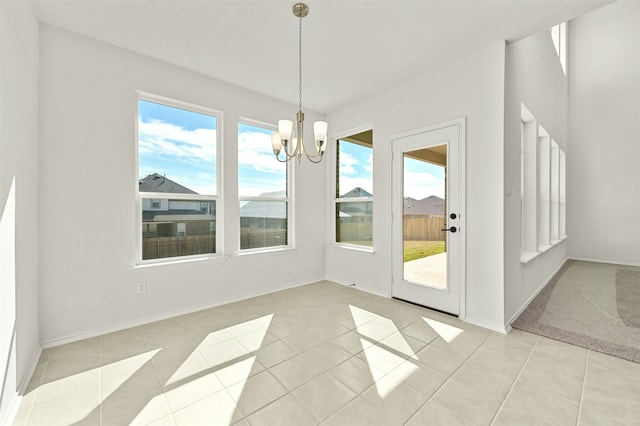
[512,260,640,363]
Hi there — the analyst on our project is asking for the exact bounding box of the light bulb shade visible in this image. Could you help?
[278,120,293,141]
[313,121,328,143]
[271,132,283,154]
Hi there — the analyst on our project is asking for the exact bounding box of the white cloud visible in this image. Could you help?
[403,171,445,199]
[364,153,373,173]
[340,176,373,196]
[339,151,358,175]
[238,130,286,175]
[138,119,216,164]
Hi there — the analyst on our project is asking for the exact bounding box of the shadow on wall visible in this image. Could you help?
[0,176,17,421]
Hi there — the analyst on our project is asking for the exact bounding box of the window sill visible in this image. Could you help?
[520,251,538,264]
[133,253,225,269]
[520,236,568,264]
[237,246,298,257]
[329,243,375,255]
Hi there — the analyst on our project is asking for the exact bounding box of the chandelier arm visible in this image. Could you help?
[305,151,324,163]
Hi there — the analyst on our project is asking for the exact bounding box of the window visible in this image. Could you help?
[537,125,551,251]
[335,130,373,247]
[238,122,289,250]
[137,95,219,262]
[551,22,567,75]
[520,103,567,263]
[521,104,538,260]
[550,141,560,242]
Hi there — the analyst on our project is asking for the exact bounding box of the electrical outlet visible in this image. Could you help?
[137,281,147,294]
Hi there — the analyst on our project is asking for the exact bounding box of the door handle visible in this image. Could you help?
[441,226,457,233]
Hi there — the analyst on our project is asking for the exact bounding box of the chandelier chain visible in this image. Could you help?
[298,13,303,113]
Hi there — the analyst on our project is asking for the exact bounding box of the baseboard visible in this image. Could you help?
[569,256,640,268]
[41,277,324,349]
[464,316,509,334]
[325,276,389,298]
[506,257,569,326]
[0,346,42,426]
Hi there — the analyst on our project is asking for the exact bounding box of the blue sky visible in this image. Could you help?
[138,100,217,195]
[138,100,443,199]
[404,156,445,199]
[139,101,285,196]
[339,140,445,199]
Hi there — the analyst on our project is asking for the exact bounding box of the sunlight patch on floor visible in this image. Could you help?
[423,317,463,343]
[350,305,419,398]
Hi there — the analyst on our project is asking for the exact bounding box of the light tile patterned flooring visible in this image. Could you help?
[13,281,640,425]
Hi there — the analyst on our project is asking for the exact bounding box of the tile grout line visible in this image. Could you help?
[488,335,540,425]
[576,350,590,426]
[403,330,494,425]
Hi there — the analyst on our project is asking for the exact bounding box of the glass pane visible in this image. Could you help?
[336,139,373,198]
[336,201,372,246]
[138,99,217,195]
[142,199,216,260]
[240,201,287,250]
[402,146,447,289]
[238,123,286,196]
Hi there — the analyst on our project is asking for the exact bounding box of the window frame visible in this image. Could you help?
[332,127,374,251]
[135,92,223,265]
[519,103,567,264]
[237,118,293,253]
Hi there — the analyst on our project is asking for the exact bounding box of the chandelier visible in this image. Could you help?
[271,3,328,164]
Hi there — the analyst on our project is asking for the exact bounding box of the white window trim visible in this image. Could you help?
[237,118,293,253]
[135,92,223,265]
[519,104,568,264]
[331,126,374,251]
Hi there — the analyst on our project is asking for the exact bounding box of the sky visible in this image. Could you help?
[138,100,286,196]
[339,140,445,199]
[404,156,445,199]
[138,100,444,200]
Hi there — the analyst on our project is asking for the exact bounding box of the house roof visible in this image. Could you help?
[404,195,445,216]
[139,173,197,194]
[341,187,372,198]
[240,191,287,219]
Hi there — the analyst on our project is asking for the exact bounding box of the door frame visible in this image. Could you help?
[389,117,466,320]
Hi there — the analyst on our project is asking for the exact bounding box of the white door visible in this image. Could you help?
[392,119,464,316]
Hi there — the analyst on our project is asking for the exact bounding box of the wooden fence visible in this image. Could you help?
[337,221,372,244]
[240,228,287,250]
[403,215,446,241]
[143,235,216,260]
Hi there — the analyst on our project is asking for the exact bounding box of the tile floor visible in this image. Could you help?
[12,281,640,425]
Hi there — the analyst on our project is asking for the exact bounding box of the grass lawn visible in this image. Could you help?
[404,240,445,262]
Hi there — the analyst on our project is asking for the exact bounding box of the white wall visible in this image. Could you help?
[503,29,569,324]
[0,1,40,423]
[568,0,640,266]
[39,25,326,343]
[326,42,507,331]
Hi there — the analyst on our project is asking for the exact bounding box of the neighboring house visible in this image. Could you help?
[139,173,215,238]
[240,191,287,229]
[404,195,445,216]
[339,187,373,219]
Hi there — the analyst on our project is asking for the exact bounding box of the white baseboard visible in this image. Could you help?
[324,276,389,298]
[41,277,324,349]
[464,316,509,334]
[569,256,640,268]
[506,257,568,326]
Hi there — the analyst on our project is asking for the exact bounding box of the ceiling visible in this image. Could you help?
[33,0,611,114]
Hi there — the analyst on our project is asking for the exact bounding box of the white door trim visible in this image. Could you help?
[389,117,466,320]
